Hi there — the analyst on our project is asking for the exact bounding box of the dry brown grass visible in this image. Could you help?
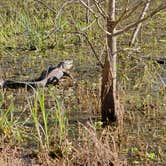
[67,122,126,166]
[0,122,126,166]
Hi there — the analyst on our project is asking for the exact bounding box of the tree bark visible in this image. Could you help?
[101,0,117,124]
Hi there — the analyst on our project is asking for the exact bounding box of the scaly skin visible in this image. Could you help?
[0,59,73,89]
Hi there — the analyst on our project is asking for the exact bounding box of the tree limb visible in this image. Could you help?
[68,31,104,68]
[102,3,166,37]
[79,0,97,17]
[92,0,107,19]
[129,0,151,46]
[115,1,144,27]
[115,3,166,37]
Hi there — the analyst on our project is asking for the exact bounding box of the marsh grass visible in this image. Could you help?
[26,88,69,152]
[0,0,166,165]
[70,122,123,165]
[19,12,46,50]
[0,76,165,165]
[0,92,26,143]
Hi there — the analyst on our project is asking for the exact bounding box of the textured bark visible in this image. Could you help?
[101,0,117,123]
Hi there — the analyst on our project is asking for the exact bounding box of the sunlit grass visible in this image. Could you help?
[0,92,26,143]
[0,0,166,165]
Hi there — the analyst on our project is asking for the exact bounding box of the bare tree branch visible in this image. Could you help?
[129,0,151,46]
[44,0,74,39]
[68,31,104,68]
[82,19,97,31]
[79,0,107,33]
[114,3,166,37]
[92,0,107,19]
[115,1,144,27]
[102,3,166,37]
[79,0,97,17]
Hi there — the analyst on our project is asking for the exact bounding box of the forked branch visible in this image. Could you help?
[103,3,166,37]
[116,1,144,27]
[115,3,166,36]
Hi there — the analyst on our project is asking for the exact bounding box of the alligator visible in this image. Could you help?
[0,59,73,89]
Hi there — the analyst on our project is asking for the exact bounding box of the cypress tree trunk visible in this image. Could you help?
[101,0,117,124]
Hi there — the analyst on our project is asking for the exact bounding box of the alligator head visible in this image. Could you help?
[58,59,73,70]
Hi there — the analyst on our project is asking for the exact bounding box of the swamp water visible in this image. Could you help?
[0,50,165,165]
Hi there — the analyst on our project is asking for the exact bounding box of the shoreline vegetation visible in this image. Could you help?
[0,0,165,165]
